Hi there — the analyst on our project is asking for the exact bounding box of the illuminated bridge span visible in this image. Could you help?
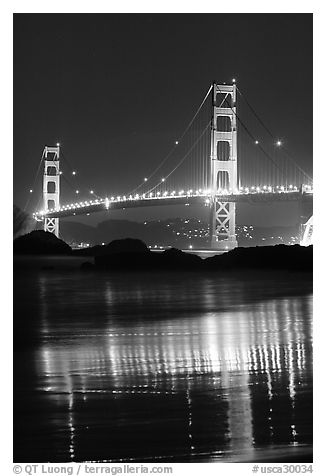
[32,81,313,250]
[34,188,313,219]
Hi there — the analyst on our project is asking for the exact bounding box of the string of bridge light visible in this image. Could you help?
[32,79,313,216]
[33,182,314,219]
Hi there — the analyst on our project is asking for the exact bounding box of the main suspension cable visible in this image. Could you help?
[127,84,213,195]
[236,86,312,182]
[143,120,211,195]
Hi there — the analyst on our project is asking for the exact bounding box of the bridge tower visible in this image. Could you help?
[210,82,238,250]
[43,145,60,237]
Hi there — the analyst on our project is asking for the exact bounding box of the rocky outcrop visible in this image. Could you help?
[13,230,72,255]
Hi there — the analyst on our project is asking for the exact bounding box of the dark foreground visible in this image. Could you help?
[14,261,312,463]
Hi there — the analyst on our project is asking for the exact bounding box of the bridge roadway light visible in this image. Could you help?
[161,178,165,182]
[144,177,148,182]
[255,140,259,145]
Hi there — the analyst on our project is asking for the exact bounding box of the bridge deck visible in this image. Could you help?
[33,191,313,220]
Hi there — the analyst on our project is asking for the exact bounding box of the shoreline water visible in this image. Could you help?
[14,251,313,463]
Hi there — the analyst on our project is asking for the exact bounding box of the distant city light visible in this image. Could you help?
[161,178,165,182]
[29,189,33,193]
[189,245,193,249]
[59,171,63,175]
[144,177,148,182]
[276,140,282,147]
[232,78,236,83]
[255,140,259,145]
[90,190,94,194]
[72,171,76,175]
[75,190,79,194]
[56,143,60,147]
[175,141,179,145]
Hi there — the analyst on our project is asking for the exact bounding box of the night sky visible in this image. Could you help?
[13,13,312,226]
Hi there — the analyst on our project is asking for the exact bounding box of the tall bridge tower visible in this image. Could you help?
[210,82,238,250]
[43,145,60,237]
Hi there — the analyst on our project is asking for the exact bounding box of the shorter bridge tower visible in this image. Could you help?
[210,82,238,250]
[43,145,60,237]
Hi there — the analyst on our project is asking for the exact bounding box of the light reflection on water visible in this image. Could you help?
[14,272,312,462]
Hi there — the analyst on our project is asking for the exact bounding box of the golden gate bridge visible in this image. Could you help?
[31,81,313,250]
